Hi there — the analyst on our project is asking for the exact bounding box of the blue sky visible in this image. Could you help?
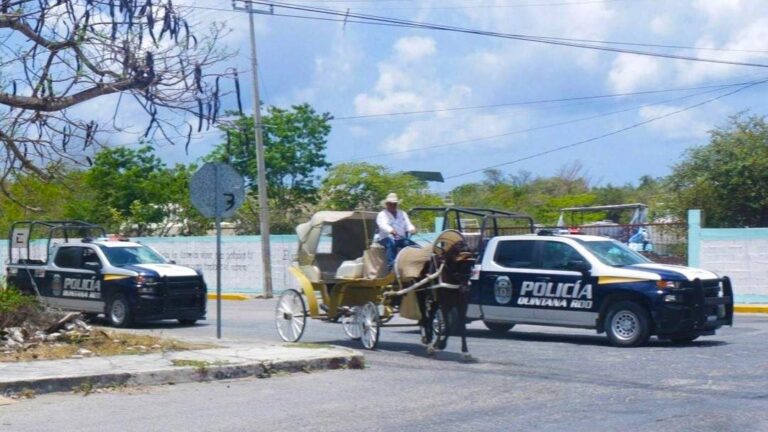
[129,0,768,194]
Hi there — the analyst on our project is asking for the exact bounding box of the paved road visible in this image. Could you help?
[2,300,767,432]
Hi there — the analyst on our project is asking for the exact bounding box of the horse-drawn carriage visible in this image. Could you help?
[275,208,534,354]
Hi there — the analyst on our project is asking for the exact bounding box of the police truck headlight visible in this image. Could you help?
[135,275,159,294]
[656,280,680,289]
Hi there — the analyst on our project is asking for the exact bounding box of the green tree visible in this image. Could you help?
[319,162,443,229]
[71,146,205,235]
[208,104,332,233]
[667,113,768,227]
[451,165,597,225]
[0,172,82,234]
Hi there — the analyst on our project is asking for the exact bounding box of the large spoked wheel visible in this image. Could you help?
[604,301,651,347]
[342,306,362,340]
[275,289,307,343]
[360,302,381,350]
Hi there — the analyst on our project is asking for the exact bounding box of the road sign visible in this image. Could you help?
[189,163,245,219]
[189,162,245,339]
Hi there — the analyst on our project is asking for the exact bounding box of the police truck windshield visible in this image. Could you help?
[99,245,167,267]
[576,239,650,267]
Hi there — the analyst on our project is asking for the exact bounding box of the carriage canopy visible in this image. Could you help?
[295,211,378,266]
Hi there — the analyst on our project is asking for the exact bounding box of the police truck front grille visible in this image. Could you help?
[164,276,203,291]
[161,276,204,310]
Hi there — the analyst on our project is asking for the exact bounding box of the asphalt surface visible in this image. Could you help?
[1,299,767,432]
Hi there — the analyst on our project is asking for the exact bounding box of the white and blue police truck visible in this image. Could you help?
[6,221,207,328]
[467,232,734,347]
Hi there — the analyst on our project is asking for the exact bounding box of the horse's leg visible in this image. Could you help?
[435,297,451,351]
[416,290,432,345]
[458,289,477,363]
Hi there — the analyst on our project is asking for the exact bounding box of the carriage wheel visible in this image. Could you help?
[342,306,362,340]
[360,302,381,350]
[275,289,307,343]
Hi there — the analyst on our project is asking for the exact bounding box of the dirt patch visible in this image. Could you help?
[1,311,212,362]
[2,329,211,362]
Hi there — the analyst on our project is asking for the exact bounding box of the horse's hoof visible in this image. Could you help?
[460,353,478,363]
[426,346,436,357]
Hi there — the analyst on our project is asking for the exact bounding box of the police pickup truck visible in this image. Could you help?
[6,221,207,327]
[467,231,734,347]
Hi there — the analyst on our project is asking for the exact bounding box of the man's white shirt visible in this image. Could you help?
[376,209,415,240]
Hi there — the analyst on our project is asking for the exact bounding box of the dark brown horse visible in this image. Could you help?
[416,239,476,361]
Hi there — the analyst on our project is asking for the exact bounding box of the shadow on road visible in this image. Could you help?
[389,326,728,348]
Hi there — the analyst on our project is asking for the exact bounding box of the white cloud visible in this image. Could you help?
[608,54,663,93]
[351,36,538,158]
[676,18,768,85]
[650,15,674,35]
[394,36,436,62]
[693,0,745,23]
[638,104,712,140]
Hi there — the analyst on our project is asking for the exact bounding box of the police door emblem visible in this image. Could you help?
[51,274,62,297]
[494,276,513,304]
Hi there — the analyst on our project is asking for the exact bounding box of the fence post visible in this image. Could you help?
[688,209,702,267]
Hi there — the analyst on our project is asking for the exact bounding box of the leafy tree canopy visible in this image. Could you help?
[207,104,332,233]
[667,113,768,227]
[69,145,205,235]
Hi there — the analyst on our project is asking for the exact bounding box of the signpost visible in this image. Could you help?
[190,162,245,338]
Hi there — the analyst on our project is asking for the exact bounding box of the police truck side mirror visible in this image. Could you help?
[567,260,591,274]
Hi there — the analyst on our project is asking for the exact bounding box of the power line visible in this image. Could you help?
[240,1,768,67]
[331,81,749,163]
[332,79,761,121]
[445,79,768,180]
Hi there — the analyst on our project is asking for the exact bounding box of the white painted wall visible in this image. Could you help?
[699,239,768,297]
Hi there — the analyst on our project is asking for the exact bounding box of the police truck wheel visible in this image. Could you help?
[483,321,515,334]
[604,301,650,347]
[108,294,133,328]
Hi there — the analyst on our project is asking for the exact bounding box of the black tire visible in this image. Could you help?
[604,301,651,347]
[178,319,198,326]
[483,321,515,334]
[107,294,133,328]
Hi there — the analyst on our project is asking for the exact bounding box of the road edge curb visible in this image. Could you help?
[0,353,365,397]
[735,304,768,314]
[206,293,250,301]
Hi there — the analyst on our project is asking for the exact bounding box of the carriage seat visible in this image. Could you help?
[335,257,364,279]
[314,253,346,281]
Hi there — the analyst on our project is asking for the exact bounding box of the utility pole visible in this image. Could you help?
[233,0,274,298]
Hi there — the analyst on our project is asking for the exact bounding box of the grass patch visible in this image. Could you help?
[0,330,214,363]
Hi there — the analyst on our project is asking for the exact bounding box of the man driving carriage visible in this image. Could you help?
[376,193,417,270]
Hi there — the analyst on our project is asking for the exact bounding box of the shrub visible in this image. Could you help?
[0,287,40,328]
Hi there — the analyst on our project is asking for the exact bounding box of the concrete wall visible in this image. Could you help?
[688,209,768,302]
[0,236,302,295]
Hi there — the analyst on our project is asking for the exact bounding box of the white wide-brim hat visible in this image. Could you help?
[383,193,399,204]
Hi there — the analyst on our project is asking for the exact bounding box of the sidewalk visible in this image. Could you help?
[0,342,364,396]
